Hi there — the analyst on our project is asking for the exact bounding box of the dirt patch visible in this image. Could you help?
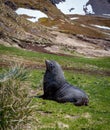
[16,41,76,57]
[51,31,110,57]
[65,115,80,120]
[19,39,110,57]
[82,112,91,119]
[23,42,50,54]
[0,54,110,76]
[64,67,110,76]
[57,122,69,129]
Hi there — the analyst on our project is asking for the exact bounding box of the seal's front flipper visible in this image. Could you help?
[37,94,45,98]
[31,95,44,99]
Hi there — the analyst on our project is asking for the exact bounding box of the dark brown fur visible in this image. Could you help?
[40,60,89,106]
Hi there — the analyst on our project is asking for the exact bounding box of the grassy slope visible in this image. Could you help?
[0,44,110,130]
[69,15,110,27]
[39,15,110,39]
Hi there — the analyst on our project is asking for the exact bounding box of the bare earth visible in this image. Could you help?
[45,31,110,57]
[0,31,110,57]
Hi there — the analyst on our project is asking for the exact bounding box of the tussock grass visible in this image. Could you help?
[0,64,37,130]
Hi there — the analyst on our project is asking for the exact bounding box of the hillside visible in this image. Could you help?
[0,0,110,57]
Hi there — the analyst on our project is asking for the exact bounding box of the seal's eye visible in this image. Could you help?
[50,63,54,70]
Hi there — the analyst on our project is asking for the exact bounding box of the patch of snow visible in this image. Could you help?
[70,17,79,20]
[85,4,94,14]
[81,24,86,27]
[56,0,92,15]
[103,14,110,17]
[91,24,110,30]
[84,3,95,14]
[16,8,48,22]
[52,26,58,29]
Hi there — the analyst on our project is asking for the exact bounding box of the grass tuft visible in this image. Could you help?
[0,64,37,130]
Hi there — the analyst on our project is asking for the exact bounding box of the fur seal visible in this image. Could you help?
[41,60,89,106]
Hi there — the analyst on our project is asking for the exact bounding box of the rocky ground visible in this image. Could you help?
[0,0,110,57]
[45,31,110,57]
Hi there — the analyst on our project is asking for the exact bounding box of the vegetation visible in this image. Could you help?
[0,44,110,70]
[0,44,110,129]
[0,65,37,130]
[38,16,109,39]
[33,72,110,130]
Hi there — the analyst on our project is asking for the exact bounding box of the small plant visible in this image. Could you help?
[0,64,37,130]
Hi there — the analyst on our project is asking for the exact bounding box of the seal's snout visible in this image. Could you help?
[45,60,50,65]
[45,60,50,67]
[45,60,51,70]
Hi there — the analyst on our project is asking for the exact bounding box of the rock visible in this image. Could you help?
[5,0,17,10]
[86,0,110,16]
[57,122,69,129]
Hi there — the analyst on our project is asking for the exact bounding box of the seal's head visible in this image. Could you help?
[45,60,65,81]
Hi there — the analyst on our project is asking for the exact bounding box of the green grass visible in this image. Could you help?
[0,44,110,130]
[32,70,110,130]
[0,44,110,70]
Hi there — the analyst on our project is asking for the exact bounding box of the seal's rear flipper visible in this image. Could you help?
[74,98,89,106]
